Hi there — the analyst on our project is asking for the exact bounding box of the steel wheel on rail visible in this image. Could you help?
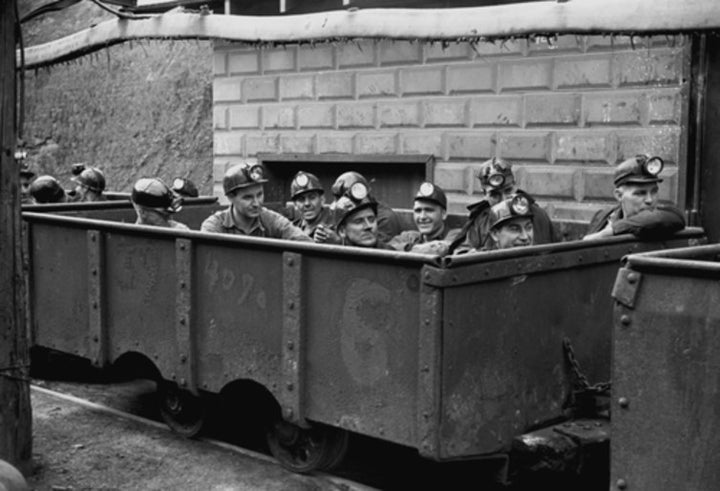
[266,419,349,473]
[157,382,205,438]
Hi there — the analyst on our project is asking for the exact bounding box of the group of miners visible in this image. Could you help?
[195,153,685,252]
[19,152,686,253]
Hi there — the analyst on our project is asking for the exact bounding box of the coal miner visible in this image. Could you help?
[201,162,311,241]
[388,182,460,256]
[131,177,189,230]
[288,171,335,242]
[450,157,557,254]
[582,155,685,241]
[485,195,535,250]
[71,166,107,202]
[333,181,393,249]
[329,171,402,244]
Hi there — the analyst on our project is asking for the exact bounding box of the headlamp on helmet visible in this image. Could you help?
[637,154,664,176]
[489,194,534,229]
[331,171,369,199]
[510,195,530,216]
[348,182,368,201]
[223,163,268,195]
[478,158,515,191]
[249,164,264,182]
[290,171,324,200]
[613,154,665,187]
[415,182,448,209]
[172,177,199,198]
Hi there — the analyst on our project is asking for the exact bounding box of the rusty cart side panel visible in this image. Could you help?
[436,233,706,460]
[193,240,285,393]
[301,254,424,447]
[103,232,182,378]
[611,244,720,491]
[30,223,90,357]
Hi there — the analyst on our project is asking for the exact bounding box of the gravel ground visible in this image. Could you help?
[27,386,356,491]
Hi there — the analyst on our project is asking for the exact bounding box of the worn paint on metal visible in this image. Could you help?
[340,278,392,387]
[612,244,720,490]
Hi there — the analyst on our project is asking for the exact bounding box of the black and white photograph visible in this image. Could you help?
[0,0,717,489]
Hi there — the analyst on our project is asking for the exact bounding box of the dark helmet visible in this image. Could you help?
[488,194,534,230]
[478,158,515,190]
[290,171,324,200]
[29,176,66,203]
[72,167,106,193]
[414,182,447,209]
[222,163,267,195]
[172,177,199,198]
[613,154,664,187]
[331,171,369,199]
[333,181,378,228]
[131,177,182,213]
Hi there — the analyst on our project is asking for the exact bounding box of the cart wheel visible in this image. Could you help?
[158,382,205,438]
[267,420,349,473]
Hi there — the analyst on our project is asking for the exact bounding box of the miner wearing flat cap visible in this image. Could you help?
[449,157,558,254]
[582,154,685,241]
[201,162,312,241]
[388,182,460,256]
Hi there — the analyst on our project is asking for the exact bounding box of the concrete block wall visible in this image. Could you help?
[213,35,690,220]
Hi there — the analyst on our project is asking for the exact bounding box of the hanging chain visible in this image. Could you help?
[562,337,611,395]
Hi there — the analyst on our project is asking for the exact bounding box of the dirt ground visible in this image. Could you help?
[26,386,362,491]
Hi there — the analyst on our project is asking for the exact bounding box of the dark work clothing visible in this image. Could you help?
[293,205,334,238]
[376,201,403,244]
[388,225,461,253]
[450,191,559,254]
[201,206,312,241]
[585,204,685,239]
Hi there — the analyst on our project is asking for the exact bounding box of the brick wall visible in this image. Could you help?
[213,36,690,220]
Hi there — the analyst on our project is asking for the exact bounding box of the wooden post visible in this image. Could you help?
[0,0,32,474]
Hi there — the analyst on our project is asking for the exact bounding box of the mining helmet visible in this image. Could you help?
[72,167,106,193]
[29,175,66,203]
[613,154,664,187]
[331,171,370,199]
[478,158,515,190]
[414,182,447,209]
[488,194,534,229]
[223,163,267,195]
[172,177,199,198]
[132,177,182,213]
[290,171,324,200]
[333,181,378,227]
